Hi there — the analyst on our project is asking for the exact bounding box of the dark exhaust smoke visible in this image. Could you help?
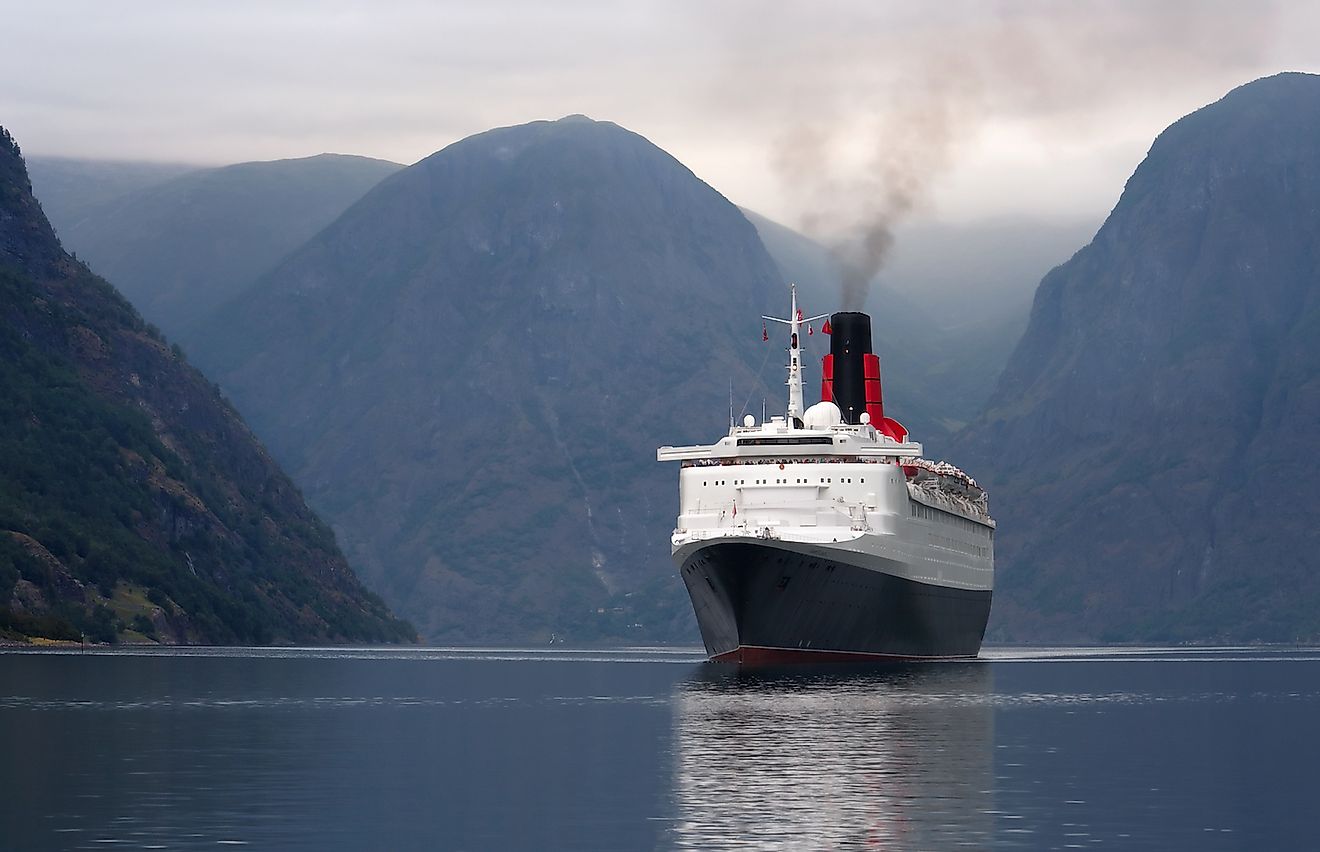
[760,2,1281,311]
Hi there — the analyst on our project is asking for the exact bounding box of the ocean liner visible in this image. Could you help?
[657,287,994,663]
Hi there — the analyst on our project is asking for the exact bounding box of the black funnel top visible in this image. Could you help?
[829,312,872,424]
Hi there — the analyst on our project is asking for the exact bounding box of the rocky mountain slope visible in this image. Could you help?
[31,154,402,334]
[0,126,413,644]
[956,73,1320,643]
[190,116,783,643]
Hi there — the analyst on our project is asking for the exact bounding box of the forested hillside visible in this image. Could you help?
[0,126,413,644]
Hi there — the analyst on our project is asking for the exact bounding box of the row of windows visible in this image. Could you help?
[701,477,867,487]
[909,500,993,538]
[927,530,991,558]
[682,457,873,467]
[735,437,834,446]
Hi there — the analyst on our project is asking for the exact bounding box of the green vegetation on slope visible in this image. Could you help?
[0,126,414,645]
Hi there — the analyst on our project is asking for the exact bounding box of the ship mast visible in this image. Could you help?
[763,284,828,423]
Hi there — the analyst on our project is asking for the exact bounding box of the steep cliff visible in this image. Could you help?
[0,126,413,644]
[956,73,1320,642]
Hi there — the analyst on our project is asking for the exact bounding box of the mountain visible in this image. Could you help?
[955,73,1320,643]
[0,126,414,645]
[189,116,783,643]
[32,154,402,334]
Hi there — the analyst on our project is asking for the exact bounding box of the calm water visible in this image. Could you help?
[1,647,1318,851]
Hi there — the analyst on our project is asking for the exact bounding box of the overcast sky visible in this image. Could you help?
[4,1,1318,231]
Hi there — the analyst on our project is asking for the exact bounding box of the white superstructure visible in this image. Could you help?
[657,287,994,595]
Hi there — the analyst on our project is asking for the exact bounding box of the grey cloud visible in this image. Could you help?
[0,0,1312,258]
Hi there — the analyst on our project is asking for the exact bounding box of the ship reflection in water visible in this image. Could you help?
[671,663,993,850]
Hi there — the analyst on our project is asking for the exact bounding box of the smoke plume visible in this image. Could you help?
[756,1,1281,311]
[773,63,980,309]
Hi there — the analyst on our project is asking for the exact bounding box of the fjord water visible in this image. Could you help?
[1,648,1316,850]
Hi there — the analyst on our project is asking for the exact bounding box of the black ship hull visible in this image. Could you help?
[678,540,992,663]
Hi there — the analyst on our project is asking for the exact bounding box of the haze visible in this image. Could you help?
[4,1,1318,261]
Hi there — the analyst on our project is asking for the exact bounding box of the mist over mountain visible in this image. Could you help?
[0,127,412,645]
[744,209,1034,451]
[956,73,1320,643]
[190,116,782,643]
[26,156,198,234]
[30,154,402,334]
[880,217,1097,328]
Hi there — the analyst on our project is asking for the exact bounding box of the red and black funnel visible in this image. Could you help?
[819,312,907,441]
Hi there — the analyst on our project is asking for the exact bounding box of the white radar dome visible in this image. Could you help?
[859,411,871,424]
[802,401,842,430]
[743,414,756,427]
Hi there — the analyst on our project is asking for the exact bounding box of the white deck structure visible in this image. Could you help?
[658,286,994,594]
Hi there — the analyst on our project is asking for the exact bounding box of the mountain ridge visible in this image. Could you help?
[26,156,199,236]
[33,153,403,335]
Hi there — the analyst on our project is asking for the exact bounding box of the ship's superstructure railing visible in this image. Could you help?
[658,423,923,463]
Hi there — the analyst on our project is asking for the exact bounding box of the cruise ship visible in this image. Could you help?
[657,287,994,663]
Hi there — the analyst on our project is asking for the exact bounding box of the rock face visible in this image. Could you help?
[956,73,1320,642]
[32,154,402,335]
[190,116,783,644]
[0,126,414,644]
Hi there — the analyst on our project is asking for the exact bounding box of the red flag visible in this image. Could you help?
[797,308,803,321]
[762,322,769,342]
[822,319,832,334]
[808,324,814,335]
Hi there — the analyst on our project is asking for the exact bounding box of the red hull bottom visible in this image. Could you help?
[710,644,978,665]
